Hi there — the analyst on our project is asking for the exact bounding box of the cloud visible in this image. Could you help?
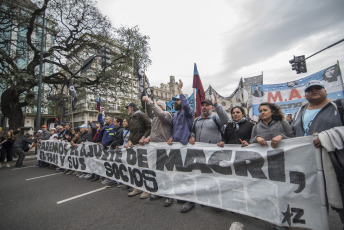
[96,0,344,97]
[209,0,344,95]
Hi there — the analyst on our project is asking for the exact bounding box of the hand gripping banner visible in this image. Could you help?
[37,136,329,230]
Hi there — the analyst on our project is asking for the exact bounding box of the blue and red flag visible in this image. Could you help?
[193,63,205,117]
[96,96,101,112]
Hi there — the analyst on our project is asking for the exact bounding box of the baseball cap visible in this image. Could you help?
[172,95,180,100]
[304,80,325,93]
[201,99,213,106]
[42,125,47,128]
[125,102,138,110]
[78,124,88,129]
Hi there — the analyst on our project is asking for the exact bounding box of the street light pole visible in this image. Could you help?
[35,11,46,131]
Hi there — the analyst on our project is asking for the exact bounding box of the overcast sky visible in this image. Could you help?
[96,0,344,96]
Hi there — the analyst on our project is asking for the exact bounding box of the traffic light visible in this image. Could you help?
[63,107,69,116]
[298,55,307,73]
[289,55,307,74]
[55,117,59,124]
[289,56,298,72]
[100,46,111,70]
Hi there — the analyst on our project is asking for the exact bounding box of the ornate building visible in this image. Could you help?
[150,75,179,102]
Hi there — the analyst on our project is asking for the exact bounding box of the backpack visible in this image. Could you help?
[194,115,225,136]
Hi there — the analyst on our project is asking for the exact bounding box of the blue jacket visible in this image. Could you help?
[171,94,194,144]
[96,114,115,147]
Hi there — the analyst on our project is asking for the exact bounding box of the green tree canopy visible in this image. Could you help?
[0,0,151,129]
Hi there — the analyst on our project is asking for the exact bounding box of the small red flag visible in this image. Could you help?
[193,63,205,117]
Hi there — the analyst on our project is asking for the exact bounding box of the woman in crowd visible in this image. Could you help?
[0,130,15,168]
[122,118,130,147]
[118,118,131,189]
[49,128,58,140]
[87,121,97,142]
[250,102,294,148]
[217,106,254,147]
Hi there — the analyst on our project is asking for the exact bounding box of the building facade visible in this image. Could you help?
[150,75,179,102]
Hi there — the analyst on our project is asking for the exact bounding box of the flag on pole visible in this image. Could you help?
[81,55,96,73]
[134,55,153,117]
[69,78,77,111]
[96,95,101,112]
[193,63,205,117]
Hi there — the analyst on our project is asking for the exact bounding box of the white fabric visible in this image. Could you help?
[37,138,329,230]
[318,127,344,209]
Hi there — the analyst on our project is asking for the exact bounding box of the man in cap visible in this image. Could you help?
[39,125,50,140]
[71,124,88,148]
[125,102,151,198]
[189,93,228,144]
[292,80,344,224]
[167,80,194,146]
[167,79,195,212]
[292,80,342,140]
[186,93,228,213]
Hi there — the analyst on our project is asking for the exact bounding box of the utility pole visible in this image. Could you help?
[35,10,45,131]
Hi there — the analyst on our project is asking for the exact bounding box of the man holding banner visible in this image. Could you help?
[292,80,344,225]
[189,93,228,145]
[167,79,195,212]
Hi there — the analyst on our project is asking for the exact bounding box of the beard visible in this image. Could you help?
[175,103,182,111]
[202,110,211,117]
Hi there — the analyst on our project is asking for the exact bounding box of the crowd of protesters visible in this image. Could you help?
[1,79,344,222]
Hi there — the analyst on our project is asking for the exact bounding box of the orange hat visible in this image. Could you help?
[42,125,47,128]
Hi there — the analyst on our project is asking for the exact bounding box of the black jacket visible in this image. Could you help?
[222,120,255,144]
[110,126,124,148]
[77,131,88,144]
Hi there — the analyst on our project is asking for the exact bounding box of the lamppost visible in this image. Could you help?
[35,10,46,131]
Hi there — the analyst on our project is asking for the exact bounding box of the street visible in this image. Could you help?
[0,157,342,230]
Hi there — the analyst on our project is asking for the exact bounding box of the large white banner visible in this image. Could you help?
[37,137,329,230]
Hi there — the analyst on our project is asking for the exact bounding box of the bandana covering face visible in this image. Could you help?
[233,117,247,131]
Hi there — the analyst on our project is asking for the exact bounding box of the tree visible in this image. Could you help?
[0,0,151,130]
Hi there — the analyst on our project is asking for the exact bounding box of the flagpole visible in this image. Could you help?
[144,72,147,114]
[131,57,134,101]
[193,88,196,119]
[70,95,74,129]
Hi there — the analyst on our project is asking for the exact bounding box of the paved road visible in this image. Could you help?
[0,157,342,230]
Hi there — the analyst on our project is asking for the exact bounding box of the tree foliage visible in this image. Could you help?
[0,0,151,129]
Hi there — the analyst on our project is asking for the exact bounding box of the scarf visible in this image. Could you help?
[233,117,247,131]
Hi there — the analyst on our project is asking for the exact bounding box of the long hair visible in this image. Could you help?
[7,130,14,140]
[123,117,130,128]
[259,102,284,121]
